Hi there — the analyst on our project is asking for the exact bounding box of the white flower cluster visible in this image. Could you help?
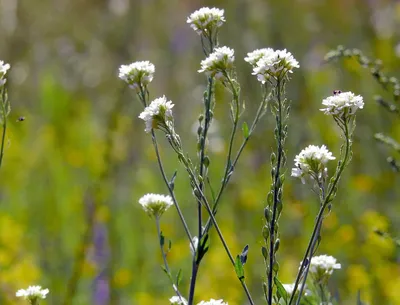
[119,61,155,91]
[320,91,364,117]
[292,145,335,183]
[197,299,228,305]
[16,285,49,300]
[245,48,299,82]
[139,96,174,133]
[198,46,235,79]
[187,7,225,35]
[170,295,188,305]
[139,193,173,218]
[0,60,10,86]
[308,255,341,282]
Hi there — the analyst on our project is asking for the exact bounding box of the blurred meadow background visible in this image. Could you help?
[0,0,400,304]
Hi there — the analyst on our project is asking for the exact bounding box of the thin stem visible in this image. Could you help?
[182,160,255,305]
[188,261,199,305]
[288,120,351,305]
[155,217,184,300]
[197,37,215,239]
[0,87,7,169]
[295,219,323,305]
[267,79,283,305]
[204,90,269,232]
[198,75,213,237]
[151,130,194,246]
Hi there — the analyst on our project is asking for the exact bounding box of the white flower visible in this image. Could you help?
[198,46,235,79]
[170,296,188,305]
[244,48,274,67]
[0,60,10,86]
[190,236,199,256]
[306,255,341,283]
[197,299,228,305]
[187,7,225,35]
[292,145,335,183]
[249,48,299,82]
[320,91,364,116]
[118,61,155,90]
[282,283,296,295]
[16,285,49,300]
[139,193,174,218]
[138,96,174,133]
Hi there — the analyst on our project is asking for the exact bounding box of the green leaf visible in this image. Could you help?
[234,255,245,280]
[196,233,210,264]
[242,122,249,138]
[160,231,165,247]
[274,277,288,303]
[176,269,182,287]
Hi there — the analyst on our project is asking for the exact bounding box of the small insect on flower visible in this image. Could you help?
[17,116,25,122]
[333,89,342,95]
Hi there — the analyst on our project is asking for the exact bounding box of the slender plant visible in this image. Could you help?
[117,7,364,305]
[0,60,11,170]
[325,46,400,172]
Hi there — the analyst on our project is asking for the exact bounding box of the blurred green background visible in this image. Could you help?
[0,0,399,304]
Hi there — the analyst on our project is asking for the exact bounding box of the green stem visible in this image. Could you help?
[198,75,214,237]
[0,87,7,169]
[151,130,194,246]
[267,79,283,305]
[289,119,351,305]
[155,217,184,301]
[181,158,255,305]
[204,90,269,232]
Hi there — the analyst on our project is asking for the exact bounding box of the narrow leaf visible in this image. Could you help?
[242,122,249,138]
[274,277,288,302]
[234,255,245,280]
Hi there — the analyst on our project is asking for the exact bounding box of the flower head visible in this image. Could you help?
[198,46,235,79]
[248,48,299,82]
[187,7,225,35]
[119,61,155,91]
[139,193,174,218]
[190,236,199,256]
[292,145,335,183]
[197,299,228,305]
[320,91,364,117]
[0,60,10,86]
[170,296,188,305]
[138,96,174,133]
[244,48,274,67]
[307,255,341,282]
[16,285,49,301]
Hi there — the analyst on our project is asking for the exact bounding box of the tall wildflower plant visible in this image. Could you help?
[287,90,363,305]
[326,46,400,172]
[0,60,11,169]
[119,7,362,305]
[246,48,299,304]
